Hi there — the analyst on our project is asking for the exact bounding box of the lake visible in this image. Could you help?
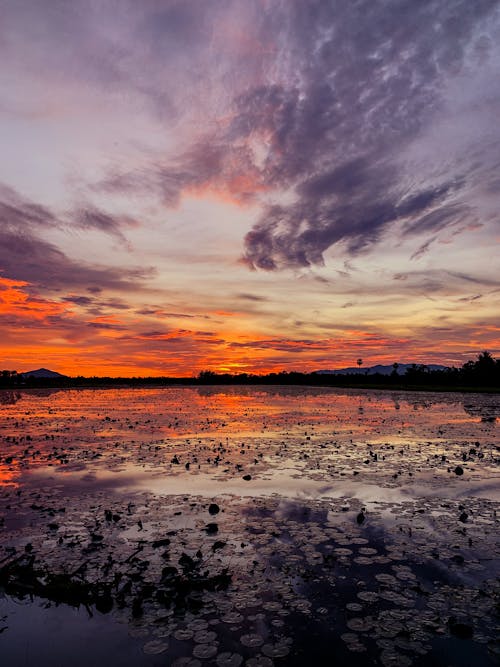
[0,386,498,666]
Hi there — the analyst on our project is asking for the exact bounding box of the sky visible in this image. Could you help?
[1,0,499,376]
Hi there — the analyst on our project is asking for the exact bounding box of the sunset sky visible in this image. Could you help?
[1,0,499,376]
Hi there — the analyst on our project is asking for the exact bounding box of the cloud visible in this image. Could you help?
[236,293,268,302]
[237,0,500,269]
[0,181,136,242]
[0,184,154,291]
[0,183,56,228]
[72,206,138,245]
[0,227,154,292]
[81,1,500,271]
[410,236,437,261]
[97,139,267,208]
[87,315,126,331]
[447,271,500,287]
[0,276,68,321]
[0,0,273,125]
[61,295,94,306]
[389,269,500,296]
[457,294,483,303]
[226,332,404,354]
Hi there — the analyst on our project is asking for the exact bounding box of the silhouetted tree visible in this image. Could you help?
[198,370,217,383]
[461,350,499,386]
[0,370,18,387]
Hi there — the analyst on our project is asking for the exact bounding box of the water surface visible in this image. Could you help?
[1,387,498,665]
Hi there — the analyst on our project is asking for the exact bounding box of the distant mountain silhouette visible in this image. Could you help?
[20,368,67,379]
[315,363,447,376]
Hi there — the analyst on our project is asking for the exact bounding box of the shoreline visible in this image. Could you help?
[1,381,499,394]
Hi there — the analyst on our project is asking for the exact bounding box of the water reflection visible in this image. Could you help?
[3,385,497,418]
[463,400,499,421]
[1,386,498,667]
[0,386,497,500]
[0,388,63,404]
[0,462,18,487]
[0,391,22,405]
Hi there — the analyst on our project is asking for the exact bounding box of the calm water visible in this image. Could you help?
[0,387,499,666]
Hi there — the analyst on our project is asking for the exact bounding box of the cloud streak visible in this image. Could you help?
[0,184,154,291]
[0,225,154,292]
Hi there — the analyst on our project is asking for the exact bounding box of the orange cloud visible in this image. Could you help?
[212,310,240,317]
[0,276,69,320]
[185,169,268,207]
[1,273,498,377]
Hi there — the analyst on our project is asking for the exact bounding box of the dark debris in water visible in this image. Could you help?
[1,487,498,665]
[0,387,499,665]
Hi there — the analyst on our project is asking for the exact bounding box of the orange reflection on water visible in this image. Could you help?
[0,386,497,489]
[0,462,19,487]
[0,385,497,516]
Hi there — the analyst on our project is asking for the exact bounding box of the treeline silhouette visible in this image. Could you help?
[1,351,498,390]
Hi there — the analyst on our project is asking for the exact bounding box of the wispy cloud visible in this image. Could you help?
[0,184,155,291]
[236,293,268,302]
[0,226,155,292]
[72,206,138,245]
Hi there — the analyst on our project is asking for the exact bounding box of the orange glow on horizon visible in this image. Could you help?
[1,276,498,378]
[3,325,499,378]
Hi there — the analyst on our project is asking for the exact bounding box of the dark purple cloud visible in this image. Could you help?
[84,1,500,270]
[236,0,500,268]
[0,183,56,228]
[0,182,136,242]
[73,207,137,244]
[61,295,132,311]
[0,226,154,292]
[135,307,196,318]
[61,295,94,306]
[0,183,153,291]
[236,293,268,302]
